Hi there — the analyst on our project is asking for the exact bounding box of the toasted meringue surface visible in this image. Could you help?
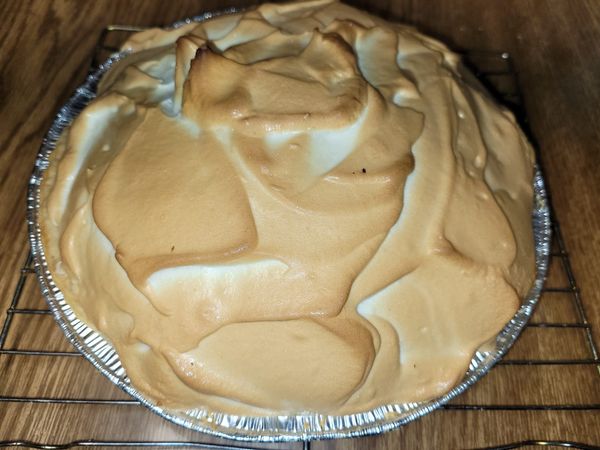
[40,0,535,415]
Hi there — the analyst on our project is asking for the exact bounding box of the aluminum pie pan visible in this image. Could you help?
[26,11,552,443]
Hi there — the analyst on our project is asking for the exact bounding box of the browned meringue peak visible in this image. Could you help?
[172,35,205,114]
[183,31,368,134]
[95,46,175,107]
[166,315,376,410]
[38,0,536,416]
[92,107,258,287]
[45,93,142,229]
[218,28,312,64]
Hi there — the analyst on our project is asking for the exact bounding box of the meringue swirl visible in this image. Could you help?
[40,0,535,415]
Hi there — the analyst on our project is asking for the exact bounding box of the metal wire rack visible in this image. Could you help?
[1,25,599,450]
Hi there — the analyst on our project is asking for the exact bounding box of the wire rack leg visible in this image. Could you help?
[0,252,33,349]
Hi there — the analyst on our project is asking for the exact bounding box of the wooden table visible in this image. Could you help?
[1,1,598,448]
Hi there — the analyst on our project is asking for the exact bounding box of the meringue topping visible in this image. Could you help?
[39,0,535,415]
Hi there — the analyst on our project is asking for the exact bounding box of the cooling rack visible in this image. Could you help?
[1,25,599,450]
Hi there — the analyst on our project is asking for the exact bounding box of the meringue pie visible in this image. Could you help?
[39,0,536,415]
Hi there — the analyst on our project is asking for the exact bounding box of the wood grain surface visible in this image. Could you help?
[0,0,599,448]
